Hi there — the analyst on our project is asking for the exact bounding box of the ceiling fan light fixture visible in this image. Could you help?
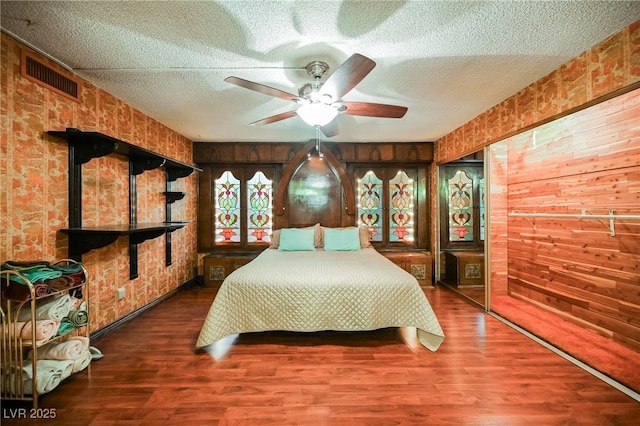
[297,103,339,127]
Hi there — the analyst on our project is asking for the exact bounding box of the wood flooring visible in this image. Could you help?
[2,285,639,425]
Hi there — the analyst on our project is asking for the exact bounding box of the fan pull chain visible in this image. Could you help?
[315,125,322,157]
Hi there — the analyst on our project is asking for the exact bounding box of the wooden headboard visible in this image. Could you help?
[194,140,434,252]
[275,141,354,228]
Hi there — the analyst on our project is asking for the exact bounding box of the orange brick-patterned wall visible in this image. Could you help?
[435,21,640,164]
[0,33,198,332]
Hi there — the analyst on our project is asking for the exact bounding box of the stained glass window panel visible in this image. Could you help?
[448,170,474,241]
[247,171,273,243]
[214,171,241,242]
[357,171,383,242]
[389,171,414,242]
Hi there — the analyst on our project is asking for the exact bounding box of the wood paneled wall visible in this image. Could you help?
[194,140,434,164]
[194,140,434,252]
[505,89,640,351]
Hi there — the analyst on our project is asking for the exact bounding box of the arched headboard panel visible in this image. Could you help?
[275,141,355,225]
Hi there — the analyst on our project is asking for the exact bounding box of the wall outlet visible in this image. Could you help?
[116,287,125,300]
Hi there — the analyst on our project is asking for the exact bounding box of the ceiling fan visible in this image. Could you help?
[225,53,408,138]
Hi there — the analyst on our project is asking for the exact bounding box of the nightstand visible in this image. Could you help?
[203,252,258,287]
[380,251,433,287]
[444,251,485,287]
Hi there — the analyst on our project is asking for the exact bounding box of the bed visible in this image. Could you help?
[195,226,445,352]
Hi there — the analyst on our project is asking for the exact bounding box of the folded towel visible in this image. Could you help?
[34,282,53,297]
[56,320,75,336]
[0,365,26,396]
[34,359,74,380]
[14,294,72,322]
[72,350,92,373]
[2,260,50,270]
[69,270,86,284]
[0,265,62,284]
[1,261,52,283]
[66,309,88,326]
[69,296,82,310]
[2,320,60,345]
[68,335,90,350]
[2,363,62,395]
[22,363,62,395]
[29,335,90,361]
[1,277,31,301]
[50,264,86,285]
[1,279,52,301]
[45,275,76,291]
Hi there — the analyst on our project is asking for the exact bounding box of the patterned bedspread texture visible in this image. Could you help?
[196,248,445,351]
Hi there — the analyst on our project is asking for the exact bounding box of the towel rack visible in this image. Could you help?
[508,209,640,236]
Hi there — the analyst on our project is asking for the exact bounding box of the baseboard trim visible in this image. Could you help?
[90,279,198,341]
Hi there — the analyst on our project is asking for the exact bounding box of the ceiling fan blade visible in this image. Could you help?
[341,101,407,118]
[225,76,302,102]
[320,120,339,138]
[250,110,298,126]
[319,53,376,100]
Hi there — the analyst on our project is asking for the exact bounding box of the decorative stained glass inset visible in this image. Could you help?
[357,170,382,241]
[247,171,272,243]
[389,171,414,242]
[449,170,474,241]
[214,171,240,242]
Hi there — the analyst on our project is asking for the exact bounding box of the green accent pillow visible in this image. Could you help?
[277,227,316,251]
[324,227,361,251]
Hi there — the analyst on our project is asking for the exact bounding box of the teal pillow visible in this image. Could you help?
[278,227,316,251]
[324,227,361,251]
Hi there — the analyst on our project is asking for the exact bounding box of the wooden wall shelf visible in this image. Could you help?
[48,128,199,176]
[60,222,187,256]
[48,128,199,279]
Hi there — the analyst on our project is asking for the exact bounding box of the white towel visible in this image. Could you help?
[29,335,89,361]
[71,350,92,373]
[2,363,62,395]
[34,359,74,380]
[68,335,90,349]
[23,368,62,395]
[2,320,60,345]
[14,294,72,321]
[69,296,82,310]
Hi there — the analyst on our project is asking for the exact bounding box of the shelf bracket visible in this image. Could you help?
[167,166,196,181]
[582,209,616,236]
[65,232,120,260]
[523,216,536,230]
[131,157,166,175]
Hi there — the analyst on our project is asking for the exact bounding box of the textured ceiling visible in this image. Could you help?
[2,1,639,143]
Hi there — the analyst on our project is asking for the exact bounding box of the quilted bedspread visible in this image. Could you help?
[195,248,445,351]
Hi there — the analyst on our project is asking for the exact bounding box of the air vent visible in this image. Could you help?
[20,50,80,102]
